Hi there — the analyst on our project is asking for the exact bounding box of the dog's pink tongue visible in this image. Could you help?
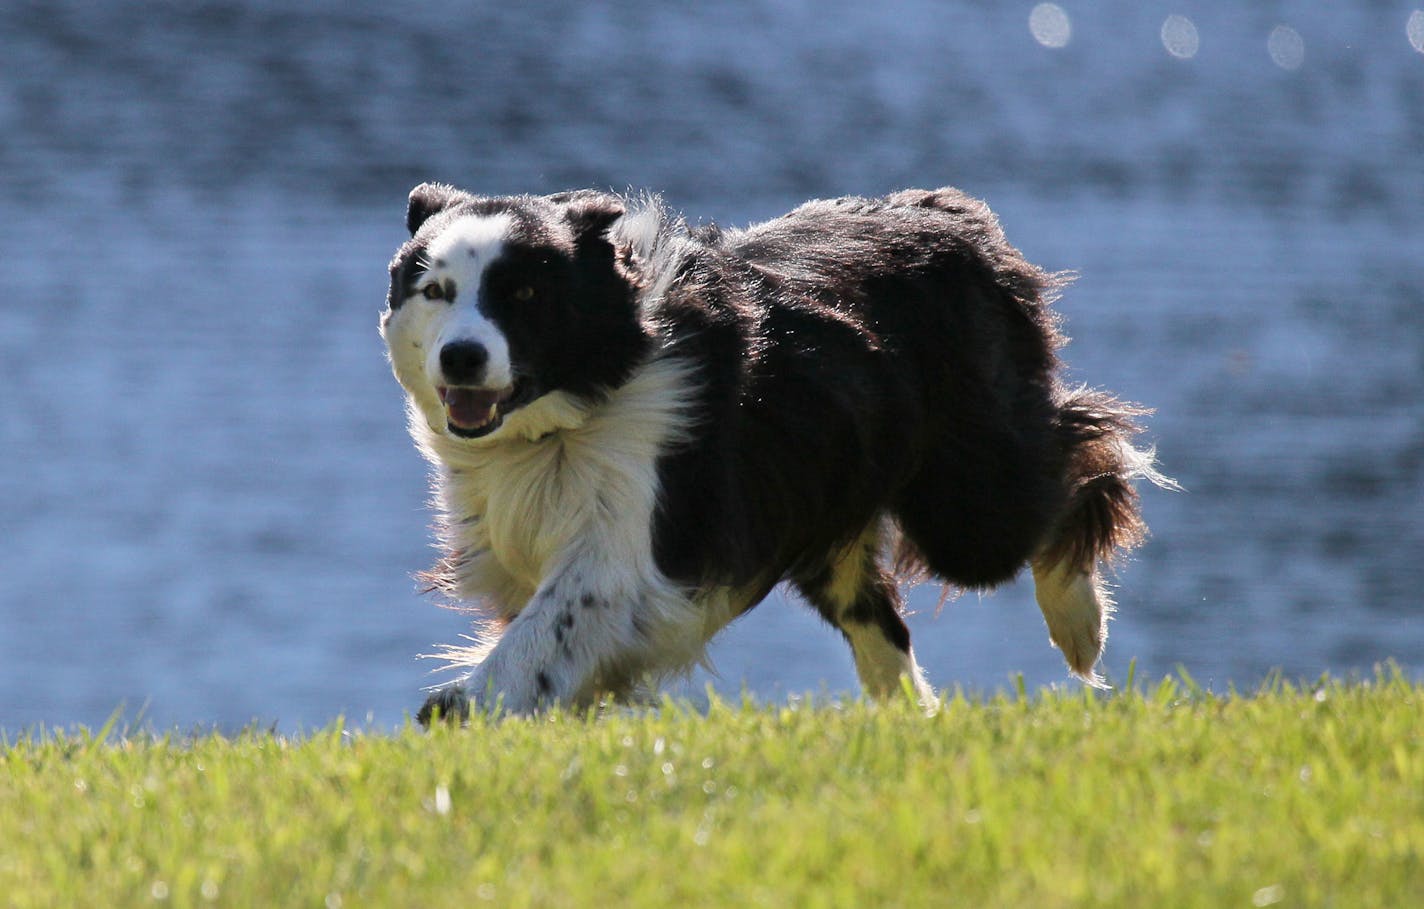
[444,387,500,429]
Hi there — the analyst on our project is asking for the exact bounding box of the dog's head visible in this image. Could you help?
[381,184,651,442]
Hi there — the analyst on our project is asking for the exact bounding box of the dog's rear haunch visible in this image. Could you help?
[381,184,1170,722]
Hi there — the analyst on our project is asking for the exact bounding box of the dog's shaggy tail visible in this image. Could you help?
[1041,387,1170,570]
[1032,388,1176,686]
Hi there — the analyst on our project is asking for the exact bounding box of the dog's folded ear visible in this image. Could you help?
[561,193,626,249]
[407,183,472,236]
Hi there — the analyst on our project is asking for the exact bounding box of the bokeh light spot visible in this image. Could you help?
[1029,3,1072,49]
[1268,25,1305,71]
[1408,10,1424,54]
[1161,14,1200,60]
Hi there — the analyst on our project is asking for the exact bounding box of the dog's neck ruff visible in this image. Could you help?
[414,355,697,607]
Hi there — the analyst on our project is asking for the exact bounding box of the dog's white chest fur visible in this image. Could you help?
[408,357,752,707]
[419,357,695,614]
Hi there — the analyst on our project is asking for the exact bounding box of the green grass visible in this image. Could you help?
[3,670,1421,908]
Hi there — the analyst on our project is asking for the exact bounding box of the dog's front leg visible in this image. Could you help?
[420,560,669,723]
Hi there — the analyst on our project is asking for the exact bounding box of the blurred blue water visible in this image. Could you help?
[2,1,1421,732]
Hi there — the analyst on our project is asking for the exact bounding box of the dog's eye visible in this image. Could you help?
[421,282,445,301]
[513,285,535,302]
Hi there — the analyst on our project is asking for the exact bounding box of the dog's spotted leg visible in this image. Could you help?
[796,527,935,705]
[435,559,697,718]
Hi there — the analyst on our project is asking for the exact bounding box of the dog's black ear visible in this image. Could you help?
[562,193,626,248]
[406,183,470,235]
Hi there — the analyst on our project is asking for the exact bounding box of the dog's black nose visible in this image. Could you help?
[439,340,489,385]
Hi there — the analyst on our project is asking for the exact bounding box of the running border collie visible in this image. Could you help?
[381,184,1167,722]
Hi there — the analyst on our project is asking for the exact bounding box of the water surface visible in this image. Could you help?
[2,1,1420,731]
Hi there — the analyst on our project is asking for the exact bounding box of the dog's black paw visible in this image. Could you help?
[417,686,471,728]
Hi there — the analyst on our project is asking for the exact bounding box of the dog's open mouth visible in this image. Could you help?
[438,385,515,438]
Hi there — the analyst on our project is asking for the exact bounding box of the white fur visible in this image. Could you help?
[609,199,695,310]
[419,356,695,599]
[841,622,934,704]
[396,339,738,711]
[819,527,936,705]
[1030,559,1112,688]
[1025,433,1169,688]
[382,211,755,711]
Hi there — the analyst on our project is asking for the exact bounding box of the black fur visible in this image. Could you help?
[636,187,1148,595]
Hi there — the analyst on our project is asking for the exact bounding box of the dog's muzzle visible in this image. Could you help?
[434,339,515,437]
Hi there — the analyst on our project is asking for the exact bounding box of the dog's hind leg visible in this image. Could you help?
[1029,559,1112,688]
[794,526,935,704]
[1030,387,1171,687]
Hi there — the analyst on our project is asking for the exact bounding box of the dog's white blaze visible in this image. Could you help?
[420,214,516,390]
[425,212,514,267]
[427,301,513,390]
